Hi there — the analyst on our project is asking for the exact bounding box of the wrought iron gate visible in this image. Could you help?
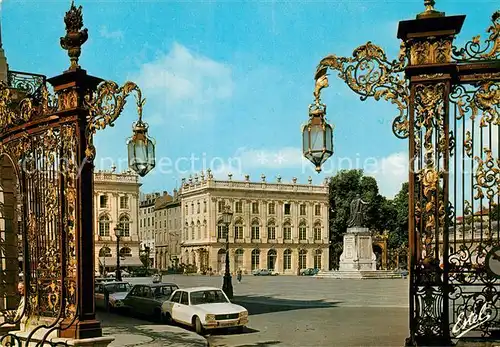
[311,5,500,346]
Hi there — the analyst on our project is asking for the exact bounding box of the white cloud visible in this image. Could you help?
[99,26,124,40]
[365,152,408,198]
[131,42,233,122]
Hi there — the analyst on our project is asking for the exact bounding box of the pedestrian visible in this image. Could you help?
[237,269,242,283]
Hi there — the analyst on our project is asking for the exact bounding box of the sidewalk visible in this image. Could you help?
[97,312,208,347]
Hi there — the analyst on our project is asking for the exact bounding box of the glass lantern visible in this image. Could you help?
[302,104,333,173]
[127,120,156,177]
[222,205,233,225]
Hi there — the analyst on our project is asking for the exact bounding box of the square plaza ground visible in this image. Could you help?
[126,275,409,347]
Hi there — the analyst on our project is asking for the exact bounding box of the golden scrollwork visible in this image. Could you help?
[474,147,500,201]
[464,131,473,157]
[409,37,452,65]
[315,41,409,138]
[452,10,500,61]
[58,88,79,111]
[0,81,36,133]
[83,81,145,159]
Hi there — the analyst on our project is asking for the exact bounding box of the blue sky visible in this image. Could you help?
[2,0,498,198]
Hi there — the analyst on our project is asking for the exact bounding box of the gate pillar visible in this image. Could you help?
[47,69,103,339]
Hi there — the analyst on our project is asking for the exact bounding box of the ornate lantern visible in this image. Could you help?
[302,103,333,173]
[127,119,156,177]
[222,204,233,225]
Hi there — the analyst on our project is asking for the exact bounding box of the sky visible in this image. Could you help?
[1,0,498,199]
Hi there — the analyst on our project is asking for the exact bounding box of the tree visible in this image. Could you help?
[328,170,389,269]
[388,182,409,249]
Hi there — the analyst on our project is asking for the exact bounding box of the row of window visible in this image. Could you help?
[216,248,323,271]
[217,200,322,216]
[99,195,129,209]
[98,215,131,237]
[216,222,322,241]
[98,246,132,257]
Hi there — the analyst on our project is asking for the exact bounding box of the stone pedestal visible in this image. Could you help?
[339,227,377,271]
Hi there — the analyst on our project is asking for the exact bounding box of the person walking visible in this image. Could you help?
[237,269,242,283]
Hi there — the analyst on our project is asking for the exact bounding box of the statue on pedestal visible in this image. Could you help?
[347,194,369,227]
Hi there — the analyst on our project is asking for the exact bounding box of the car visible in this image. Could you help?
[161,286,248,334]
[95,281,132,311]
[122,283,179,320]
[252,269,278,276]
[152,274,162,283]
[300,268,319,276]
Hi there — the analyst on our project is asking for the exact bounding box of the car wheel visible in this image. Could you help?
[193,316,204,335]
[163,312,173,325]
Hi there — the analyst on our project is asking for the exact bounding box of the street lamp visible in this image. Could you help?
[302,68,334,173]
[221,204,234,299]
[114,226,122,281]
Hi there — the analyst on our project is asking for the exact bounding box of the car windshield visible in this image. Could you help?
[190,290,229,305]
[153,286,176,298]
[105,283,130,293]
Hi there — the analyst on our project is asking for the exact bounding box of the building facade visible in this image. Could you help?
[139,192,161,267]
[179,171,330,275]
[94,167,142,274]
[154,190,181,270]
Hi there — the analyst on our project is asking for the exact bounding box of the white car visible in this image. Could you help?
[95,281,132,311]
[161,286,248,334]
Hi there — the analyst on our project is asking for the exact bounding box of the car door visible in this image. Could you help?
[95,284,104,309]
[168,291,182,322]
[124,285,142,313]
[174,291,191,325]
[142,286,157,316]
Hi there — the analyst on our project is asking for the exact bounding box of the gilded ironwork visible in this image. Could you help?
[7,71,45,96]
[60,1,88,70]
[409,37,453,65]
[315,41,410,139]
[83,80,146,160]
[453,10,500,61]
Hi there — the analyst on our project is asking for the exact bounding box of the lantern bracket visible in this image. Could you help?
[83,80,147,160]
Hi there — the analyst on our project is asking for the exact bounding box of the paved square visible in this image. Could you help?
[144,275,410,347]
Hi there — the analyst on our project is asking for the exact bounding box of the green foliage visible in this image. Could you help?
[327,170,409,269]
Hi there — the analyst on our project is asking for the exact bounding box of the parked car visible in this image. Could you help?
[122,283,179,320]
[95,277,114,284]
[95,281,132,311]
[300,268,319,276]
[161,286,248,334]
[152,273,162,283]
[252,269,278,276]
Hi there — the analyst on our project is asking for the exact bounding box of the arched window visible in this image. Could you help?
[234,219,243,240]
[299,249,307,269]
[251,249,260,270]
[184,222,189,241]
[99,215,110,237]
[119,215,130,237]
[217,221,226,240]
[217,249,226,273]
[283,221,291,240]
[235,249,244,270]
[99,247,111,257]
[267,249,277,270]
[314,249,322,269]
[197,221,201,240]
[120,247,132,257]
[283,249,292,270]
[251,220,260,240]
[203,220,208,239]
[267,220,276,240]
[191,222,195,239]
[299,221,307,241]
[313,222,322,241]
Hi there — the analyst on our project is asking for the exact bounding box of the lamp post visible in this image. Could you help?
[221,204,234,299]
[305,1,500,345]
[114,226,122,281]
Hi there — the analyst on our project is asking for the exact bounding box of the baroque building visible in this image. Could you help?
[139,192,161,267]
[154,190,181,269]
[179,171,330,275]
[94,166,142,274]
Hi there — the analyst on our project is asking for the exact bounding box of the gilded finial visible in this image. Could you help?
[417,0,444,19]
[60,1,88,71]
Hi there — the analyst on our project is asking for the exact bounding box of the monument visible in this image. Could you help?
[339,194,377,271]
[315,195,400,279]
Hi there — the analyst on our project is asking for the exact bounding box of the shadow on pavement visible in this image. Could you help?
[209,340,281,347]
[232,295,339,316]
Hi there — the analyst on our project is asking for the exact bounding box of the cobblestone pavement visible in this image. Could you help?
[126,275,409,347]
[97,310,207,346]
